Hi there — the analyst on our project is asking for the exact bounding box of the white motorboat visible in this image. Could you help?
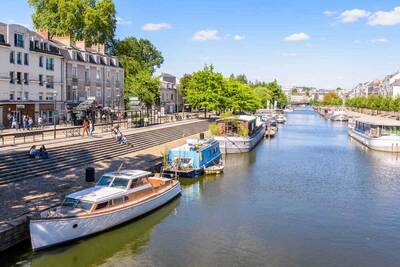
[348,117,400,152]
[204,164,224,174]
[276,114,286,123]
[284,107,294,113]
[330,110,348,122]
[29,170,181,250]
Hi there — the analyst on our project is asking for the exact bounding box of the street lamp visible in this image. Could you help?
[53,91,57,139]
[116,93,120,125]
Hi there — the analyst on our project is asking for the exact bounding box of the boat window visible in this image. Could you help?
[95,201,108,210]
[75,201,93,211]
[97,175,114,187]
[112,197,124,206]
[111,178,129,189]
[62,197,77,207]
[130,178,147,188]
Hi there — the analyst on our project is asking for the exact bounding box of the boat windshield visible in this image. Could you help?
[97,175,114,187]
[61,197,93,211]
[110,178,129,189]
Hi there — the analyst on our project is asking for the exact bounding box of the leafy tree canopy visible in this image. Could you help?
[178,74,192,99]
[115,37,164,74]
[124,70,160,107]
[28,0,116,46]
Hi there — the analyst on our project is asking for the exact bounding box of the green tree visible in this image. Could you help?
[124,70,160,107]
[323,92,343,106]
[28,0,116,46]
[254,85,273,107]
[178,74,192,99]
[186,65,226,112]
[224,78,261,112]
[115,37,164,74]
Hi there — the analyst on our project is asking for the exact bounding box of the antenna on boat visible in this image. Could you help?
[116,162,124,174]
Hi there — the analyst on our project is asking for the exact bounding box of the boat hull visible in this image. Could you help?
[215,126,266,154]
[348,128,400,152]
[29,183,182,250]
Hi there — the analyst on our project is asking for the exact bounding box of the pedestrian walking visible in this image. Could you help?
[89,119,94,136]
[22,115,27,130]
[11,116,17,130]
[38,115,43,129]
[82,119,89,136]
[28,116,33,130]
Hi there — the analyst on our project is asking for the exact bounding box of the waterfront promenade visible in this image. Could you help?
[0,119,210,251]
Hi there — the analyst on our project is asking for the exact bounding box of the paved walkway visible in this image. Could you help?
[0,119,205,154]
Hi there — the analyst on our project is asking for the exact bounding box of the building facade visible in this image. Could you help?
[0,23,64,127]
[49,36,124,116]
[159,73,181,114]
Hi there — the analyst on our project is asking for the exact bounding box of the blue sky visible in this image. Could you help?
[2,0,400,89]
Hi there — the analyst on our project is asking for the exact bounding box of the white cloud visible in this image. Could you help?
[116,17,132,25]
[368,6,400,26]
[233,34,245,41]
[284,32,310,42]
[339,9,370,23]
[323,10,337,17]
[370,38,389,43]
[142,22,171,31]
[193,29,220,41]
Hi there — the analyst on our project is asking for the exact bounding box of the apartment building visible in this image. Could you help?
[0,23,64,127]
[380,72,400,98]
[48,36,124,116]
[159,73,181,114]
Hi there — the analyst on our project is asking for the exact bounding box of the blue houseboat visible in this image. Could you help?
[163,138,222,178]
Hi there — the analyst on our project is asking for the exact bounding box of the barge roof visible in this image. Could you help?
[354,115,400,127]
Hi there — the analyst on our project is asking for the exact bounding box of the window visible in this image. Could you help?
[14,33,24,48]
[171,94,174,100]
[85,69,90,82]
[9,72,14,84]
[46,58,54,71]
[106,71,110,81]
[86,87,90,98]
[116,72,120,82]
[39,56,43,67]
[9,51,14,64]
[95,202,108,210]
[110,178,129,189]
[45,93,54,101]
[61,198,92,211]
[112,198,124,206]
[46,76,54,89]
[39,92,43,101]
[96,88,101,97]
[24,92,29,100]
[97,175,113,187]
[72,66,77,78]
[16,52,22,65]
[96,69,100,80]
[39,75,43,86]
[24,53,29,65]
[23,73,28,85]
[72,87,77,101]
[16,91,22,101]
[16,72,21,84]
[9,92,14,100]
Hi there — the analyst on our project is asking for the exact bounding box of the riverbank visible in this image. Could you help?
[0,120,209,252]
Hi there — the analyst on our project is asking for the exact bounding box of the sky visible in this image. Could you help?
[1,0,400,89]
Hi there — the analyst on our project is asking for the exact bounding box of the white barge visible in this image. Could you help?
[348,117,400,152]
[29,170,181,250]
[213,115,266,154]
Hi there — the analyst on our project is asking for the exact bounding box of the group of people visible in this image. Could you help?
[82,119,94,136]
[29,145,48,159]
[6,113,45,130]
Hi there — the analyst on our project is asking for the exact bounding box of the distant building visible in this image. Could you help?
[380,72,400,98]
[159,73,182,114]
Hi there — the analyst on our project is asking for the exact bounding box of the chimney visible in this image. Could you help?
[37,30,50,40]
[75,40,86,51]
[51,35,73,47]
[90,43,105,55]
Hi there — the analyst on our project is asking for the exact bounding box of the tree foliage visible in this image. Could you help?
[178,74,192,99]
[346,95,400,111]
[124,70,160,107]
[115,37,164,74]
[185,65,261,113]
[252,80,288,108]
[323,92,343,106]
[28,0,116,46]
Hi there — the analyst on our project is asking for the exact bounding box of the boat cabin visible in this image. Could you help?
[56,170,171,216]
[216,115,257,137]
[354,118,400,138]
[167,138,221,171]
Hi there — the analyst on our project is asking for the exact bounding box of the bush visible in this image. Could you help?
[209,123,221,135]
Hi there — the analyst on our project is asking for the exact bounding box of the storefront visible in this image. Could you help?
[39,103,55,124]
[0,103,35,127]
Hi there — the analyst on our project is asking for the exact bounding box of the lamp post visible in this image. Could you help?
[116,93,120,125]
[53,91,57,139]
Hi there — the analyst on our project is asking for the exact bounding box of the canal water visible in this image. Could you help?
[4,108,400,267]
